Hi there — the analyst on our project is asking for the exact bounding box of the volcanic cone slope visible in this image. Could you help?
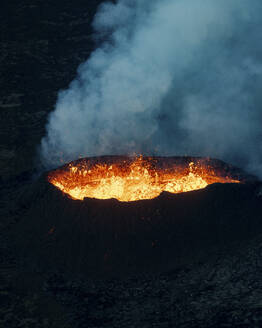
[10,156,262,277]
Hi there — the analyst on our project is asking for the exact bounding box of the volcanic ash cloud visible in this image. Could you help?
[41,0,262,176]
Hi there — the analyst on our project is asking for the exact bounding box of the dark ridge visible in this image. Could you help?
[8,156,262,278]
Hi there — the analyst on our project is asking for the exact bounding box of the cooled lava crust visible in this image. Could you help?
[11,156,262,277]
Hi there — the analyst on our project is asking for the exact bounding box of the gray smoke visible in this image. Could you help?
[41,0,262,176]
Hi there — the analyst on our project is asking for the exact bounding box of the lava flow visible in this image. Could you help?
[48,156,240,202]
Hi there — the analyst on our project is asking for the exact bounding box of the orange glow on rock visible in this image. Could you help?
[48,156,239,202]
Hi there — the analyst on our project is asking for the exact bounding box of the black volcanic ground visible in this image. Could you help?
[2,2,262,327]
[11,164,262,277]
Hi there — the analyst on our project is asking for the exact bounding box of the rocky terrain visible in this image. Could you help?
[0,0,101,178]
[1,1,262,327]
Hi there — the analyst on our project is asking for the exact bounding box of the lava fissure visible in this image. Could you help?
[48,156,240,202]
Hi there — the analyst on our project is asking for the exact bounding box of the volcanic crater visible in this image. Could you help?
[11,156,262,278]
[48,155,243,202]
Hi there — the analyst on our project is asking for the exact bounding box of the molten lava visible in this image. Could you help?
[48,156,240,202]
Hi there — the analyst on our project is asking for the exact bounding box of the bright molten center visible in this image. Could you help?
[48,157,239,202]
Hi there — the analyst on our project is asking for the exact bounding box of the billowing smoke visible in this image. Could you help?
[41,0,262,176]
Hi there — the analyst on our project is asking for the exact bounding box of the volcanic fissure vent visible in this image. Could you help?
[10,156,261,277]
[48,156,241,202]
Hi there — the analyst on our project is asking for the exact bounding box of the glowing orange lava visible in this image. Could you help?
[48,156,239,202]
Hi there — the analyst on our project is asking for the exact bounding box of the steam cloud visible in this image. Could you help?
[41,0,262,176]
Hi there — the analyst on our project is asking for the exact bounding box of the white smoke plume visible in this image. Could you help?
[41,0,262,176]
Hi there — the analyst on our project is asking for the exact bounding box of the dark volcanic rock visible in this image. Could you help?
[0,0,104,178]
[2,1,262,327]
[9,157,262,277]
